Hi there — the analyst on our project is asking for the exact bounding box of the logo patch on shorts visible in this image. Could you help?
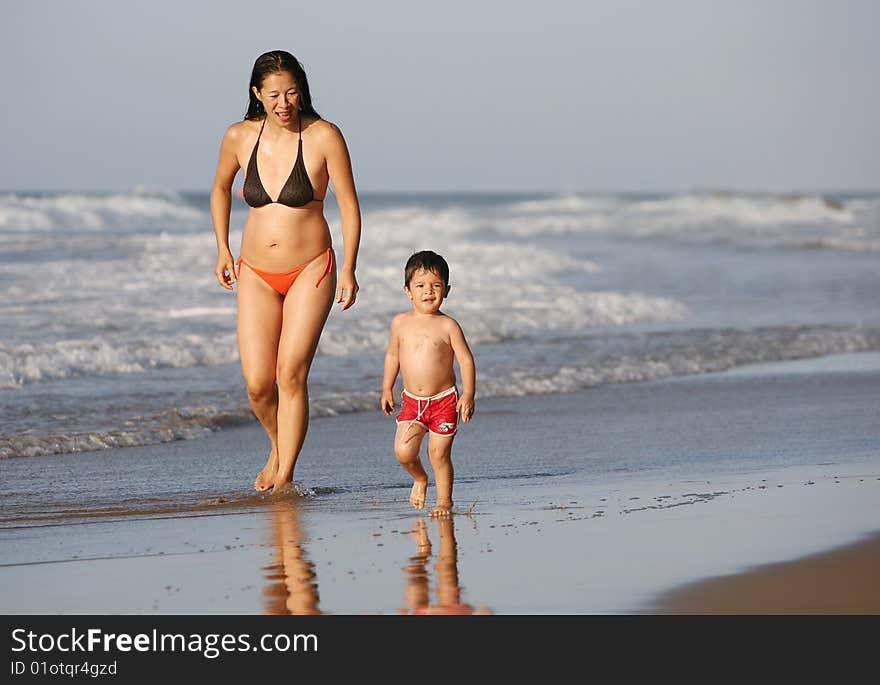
[438,422,456,433]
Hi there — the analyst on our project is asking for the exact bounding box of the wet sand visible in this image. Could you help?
[1,353,879,614]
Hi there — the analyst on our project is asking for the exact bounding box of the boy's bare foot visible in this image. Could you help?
[411,519,431,551]
[430,501,453,518]
[254,451,278,492]
[409,478,428,510]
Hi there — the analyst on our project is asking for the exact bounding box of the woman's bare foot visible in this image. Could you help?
[255,468,276,492]
[429,500,453,518]
[269,475,295,495]
[254,450,278,492]
[409,478,428,510]
[266,481,293,497]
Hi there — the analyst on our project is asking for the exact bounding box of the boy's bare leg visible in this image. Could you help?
[394,422,429,509]
[401,519,431,612]
[427,434,455,517]
[434,517,466,610]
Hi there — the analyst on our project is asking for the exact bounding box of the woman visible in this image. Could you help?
[211,50,361,492]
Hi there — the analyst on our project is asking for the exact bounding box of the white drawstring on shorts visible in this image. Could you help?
[401,386,457,442]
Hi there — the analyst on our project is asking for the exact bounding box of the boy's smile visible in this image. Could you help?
[405,268,449,315]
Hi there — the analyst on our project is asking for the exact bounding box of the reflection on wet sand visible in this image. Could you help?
[401,517,491,615]
[262,500,321,615]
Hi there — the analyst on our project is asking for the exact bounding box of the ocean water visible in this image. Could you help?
[1,189,879,460]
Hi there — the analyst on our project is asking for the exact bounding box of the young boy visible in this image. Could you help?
[381,251,475,517]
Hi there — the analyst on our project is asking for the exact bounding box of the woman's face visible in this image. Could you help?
[253,71,300,126]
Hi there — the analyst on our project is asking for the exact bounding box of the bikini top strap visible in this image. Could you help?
[257,117,266,142]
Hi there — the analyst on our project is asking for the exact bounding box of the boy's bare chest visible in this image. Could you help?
[400,328,450,355]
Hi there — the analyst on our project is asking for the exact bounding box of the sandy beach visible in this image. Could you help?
[1,352,879,615]
[653,531,880,614]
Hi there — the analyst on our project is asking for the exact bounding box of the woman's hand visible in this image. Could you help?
[336,268,359,310]
[215,251,237,290]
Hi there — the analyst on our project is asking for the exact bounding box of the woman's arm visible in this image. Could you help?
[324,123,361,310]
[210,125,242,290]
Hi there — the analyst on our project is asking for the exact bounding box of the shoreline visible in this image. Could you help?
[1,352,878,614]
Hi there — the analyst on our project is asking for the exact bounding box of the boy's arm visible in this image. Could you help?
[449,320,476,422]
[381,318,401,415]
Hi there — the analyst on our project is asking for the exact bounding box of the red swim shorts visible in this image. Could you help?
[396,386,459,436]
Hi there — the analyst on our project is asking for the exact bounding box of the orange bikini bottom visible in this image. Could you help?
[237,247,333,296]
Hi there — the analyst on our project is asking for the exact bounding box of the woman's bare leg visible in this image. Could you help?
[272,256,336,489]
[266,500,321,615]
[236,266,284,491]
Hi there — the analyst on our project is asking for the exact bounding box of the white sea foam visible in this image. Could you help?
[507,195,618,214]
[0,334,239,388]
[472,193,880,250]
[0,191,207,233]
[161,307,238,319]
[0,417,226,459]
[315,238,682,356]
[798,238,880,251]
[2,190,878,458]
[477,325,880,398]
[2,190,876,394]
[4,324,878,458]
[0,220,685,385]
[631,193,853,227]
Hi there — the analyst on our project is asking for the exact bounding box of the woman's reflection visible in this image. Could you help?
[262,499,321,615]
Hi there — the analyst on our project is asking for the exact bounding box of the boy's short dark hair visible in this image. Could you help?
[404,250,449,287]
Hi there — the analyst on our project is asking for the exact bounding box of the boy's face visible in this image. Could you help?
[404,268,450,314]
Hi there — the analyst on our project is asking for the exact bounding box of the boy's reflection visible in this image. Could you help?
[262,499,321,615]
[400,517,490,615]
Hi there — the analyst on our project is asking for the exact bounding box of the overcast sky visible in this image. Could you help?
[2,0,878,193]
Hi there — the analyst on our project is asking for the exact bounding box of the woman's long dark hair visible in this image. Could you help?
[245,50,320,121]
